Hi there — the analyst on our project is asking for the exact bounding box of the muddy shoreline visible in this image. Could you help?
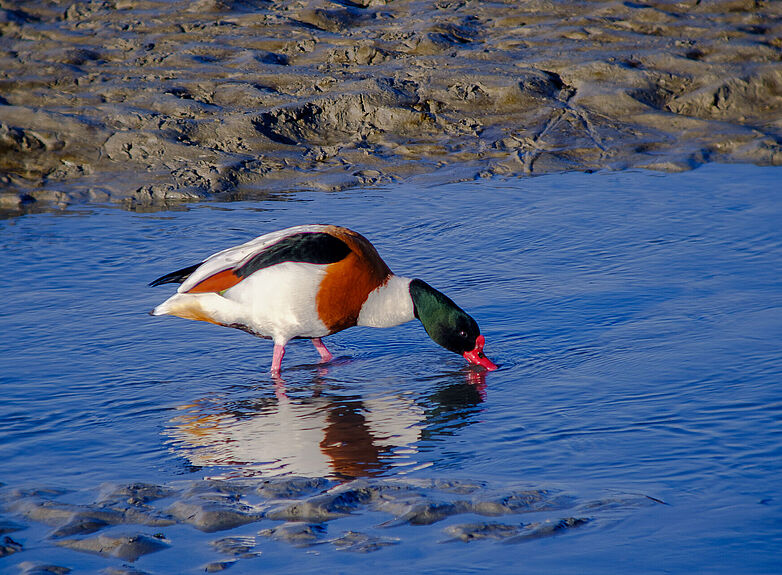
[0,476,655,570]
[1,0,781,214]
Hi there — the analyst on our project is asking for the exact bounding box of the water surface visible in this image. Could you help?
[1,164,781,573]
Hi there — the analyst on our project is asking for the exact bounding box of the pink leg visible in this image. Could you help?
[312,338,333,363]
[271,343,285,374]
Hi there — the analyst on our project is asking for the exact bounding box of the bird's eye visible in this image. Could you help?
[458,330,467,338]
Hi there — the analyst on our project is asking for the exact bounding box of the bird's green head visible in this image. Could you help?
[409,279,497,370]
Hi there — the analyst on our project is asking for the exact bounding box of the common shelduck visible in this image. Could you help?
[149,225,497,374]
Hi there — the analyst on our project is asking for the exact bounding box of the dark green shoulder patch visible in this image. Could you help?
[236,232,352,278]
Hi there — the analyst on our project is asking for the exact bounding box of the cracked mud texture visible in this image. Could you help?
[0,0,780,213]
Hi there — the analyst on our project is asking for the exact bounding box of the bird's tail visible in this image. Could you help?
[149,293,228,327]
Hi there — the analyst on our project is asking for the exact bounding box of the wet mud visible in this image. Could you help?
[0,476,657,570]
[1,0,780,213]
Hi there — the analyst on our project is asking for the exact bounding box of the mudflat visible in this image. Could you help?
[1,0,780,212]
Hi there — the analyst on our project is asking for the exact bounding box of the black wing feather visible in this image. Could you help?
[236,232,351,278]
[149,262,201,287]
[149,232,351,288]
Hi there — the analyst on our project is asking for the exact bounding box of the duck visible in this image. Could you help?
[149,224,497,374]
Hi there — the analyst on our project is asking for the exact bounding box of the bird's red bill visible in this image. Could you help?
[463,334,498,371]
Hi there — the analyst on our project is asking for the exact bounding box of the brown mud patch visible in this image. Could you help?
[1,0,780,214]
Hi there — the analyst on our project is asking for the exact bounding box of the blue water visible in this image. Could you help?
[1,164,781,573]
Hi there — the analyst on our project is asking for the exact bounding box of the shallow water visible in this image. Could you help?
[1,164,781,573]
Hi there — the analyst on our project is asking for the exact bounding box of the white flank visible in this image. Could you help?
[225,261,329,343]
[154,261,330,345]
[357,275,415,328]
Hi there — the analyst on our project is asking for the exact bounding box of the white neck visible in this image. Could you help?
[357,275,415,328]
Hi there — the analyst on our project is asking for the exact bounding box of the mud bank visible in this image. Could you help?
[1,0,780,212]
[0,477,657,570]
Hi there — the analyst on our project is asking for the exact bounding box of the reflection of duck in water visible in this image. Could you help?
[170,385,425,479]
[149,225,497,374]
[168,372,486,480]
